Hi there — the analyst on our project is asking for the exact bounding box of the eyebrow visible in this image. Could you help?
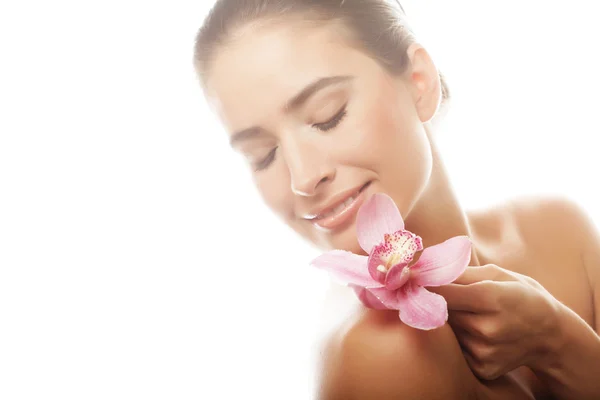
[229,75,353,148]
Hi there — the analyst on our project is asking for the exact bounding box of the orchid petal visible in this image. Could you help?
[350,285,389,310]
[366,287,402,310]
[411,236,472,287]
[310,250,382,288]
[367,230,423,283]
[397,282,448,330]
[385,264,411,291]
[356,193,405,253]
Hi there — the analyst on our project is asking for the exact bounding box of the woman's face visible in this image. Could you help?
[204,19,438,255]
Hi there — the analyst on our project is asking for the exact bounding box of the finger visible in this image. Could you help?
[449,322,474,347]
[429,282,497,312]
[461,349,479,375]
[450,329,481,367]
[462,350,499,381]
[448,311,477,332]
[448,311,492,339]
[453,264,515,285]
[452,331,498,381]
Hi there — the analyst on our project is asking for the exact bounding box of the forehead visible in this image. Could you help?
[204,18,374,132]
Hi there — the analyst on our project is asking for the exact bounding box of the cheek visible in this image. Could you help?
[347,91,423,170]
[255,170,322,247]
[382,122,433,217]
[254,166,295,222]
[351,87,433,213]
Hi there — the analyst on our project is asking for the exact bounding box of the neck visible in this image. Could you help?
[404,125,481,267]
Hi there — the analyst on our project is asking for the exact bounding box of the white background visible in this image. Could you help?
[1,0,599,399]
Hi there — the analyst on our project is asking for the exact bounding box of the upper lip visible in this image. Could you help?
[302,182,369,220]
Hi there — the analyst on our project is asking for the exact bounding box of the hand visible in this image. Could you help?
[429,264,560,380]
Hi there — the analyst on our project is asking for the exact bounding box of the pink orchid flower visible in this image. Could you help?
[310,193,472,330]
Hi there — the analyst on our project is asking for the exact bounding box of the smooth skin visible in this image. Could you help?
[203,16,600,400]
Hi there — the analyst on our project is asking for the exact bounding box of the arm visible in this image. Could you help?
[582,203,600,334]
[530,200,600,399]
[316,310,479,400]
[427,198,600,399]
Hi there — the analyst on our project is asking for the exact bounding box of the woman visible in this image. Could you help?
[193,0,600,398]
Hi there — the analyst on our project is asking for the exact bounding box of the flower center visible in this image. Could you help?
[368,229,424,281]
[376,252,406,274]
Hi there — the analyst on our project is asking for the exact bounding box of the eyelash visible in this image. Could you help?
[313,105,347,132]
[253,105,348,172]
[254,147,278,172]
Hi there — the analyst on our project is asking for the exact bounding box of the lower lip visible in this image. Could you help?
[313,182,371,231]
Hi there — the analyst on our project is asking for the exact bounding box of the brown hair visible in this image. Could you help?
[193,0,449,104]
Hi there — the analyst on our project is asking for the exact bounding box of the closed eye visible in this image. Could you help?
[253,104,347,172]
[313,105,347,132]
[254,147,278,172]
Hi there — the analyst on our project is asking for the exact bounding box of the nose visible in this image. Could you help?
[283,136,336,197]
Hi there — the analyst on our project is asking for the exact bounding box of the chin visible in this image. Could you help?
[316,220,365,255]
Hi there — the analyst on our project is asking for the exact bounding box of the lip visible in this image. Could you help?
[308,181,372,231]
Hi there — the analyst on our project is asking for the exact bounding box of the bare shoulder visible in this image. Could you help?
[504,195,600,303]
[469,195,598,325]
[315,308,479,400]
[469,195,595,258]
[499,196,600,331]
[507,195,596,245]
